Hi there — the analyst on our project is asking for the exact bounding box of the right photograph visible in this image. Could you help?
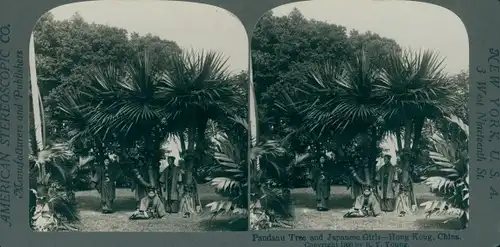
[249,0,469,231]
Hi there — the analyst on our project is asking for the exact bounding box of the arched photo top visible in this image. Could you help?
[28,0,250,233]
[249,0,470,231]
[31,1,249,74]
[253,0,468,75]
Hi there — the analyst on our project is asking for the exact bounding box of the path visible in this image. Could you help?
[74,183,247,232]
[285,184,462,230]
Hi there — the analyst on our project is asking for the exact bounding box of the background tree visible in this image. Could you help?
[33,12,181,143]
[251,9,402,192]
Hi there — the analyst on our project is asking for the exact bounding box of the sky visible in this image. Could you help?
[47,1,249,73]
[272,0,469,75]
[35,0,469,164]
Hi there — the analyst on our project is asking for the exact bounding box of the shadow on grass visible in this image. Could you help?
[292,185,444,211]
[287,185,462,231]
[293,192,353,209]
[198,217,248,231]
[76,192,137,212]
[76,185,229,213]
[414,217,463,230]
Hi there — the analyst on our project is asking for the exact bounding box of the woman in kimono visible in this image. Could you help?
[309,154,331,211]
[374,155,399,212]
[159,156,182,213]
[91,158,116,214]
[129,187,166,220]
[344,186,382,218]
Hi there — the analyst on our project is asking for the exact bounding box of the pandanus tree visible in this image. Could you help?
[159,50,244,215]
[376,50,458,215]
[82,52,173,201]
[296,50,386,197]
[55,87,120,213]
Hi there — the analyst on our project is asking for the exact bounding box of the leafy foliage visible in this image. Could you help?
[206,128,248,219]
[420,115,469,228]
[29,143,81,231]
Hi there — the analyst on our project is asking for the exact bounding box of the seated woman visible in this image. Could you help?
[129,187,166,220]
[344,187,382,218]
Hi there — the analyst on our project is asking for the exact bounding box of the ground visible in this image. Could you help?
[73,183,247,232]
[282,184,462,230]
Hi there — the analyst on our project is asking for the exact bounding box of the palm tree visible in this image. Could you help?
[296,50,385,196]
[81,52,172,204]
[376,49,458,214]
[420,115,469,229]
[159,50,244,215]
[55,88,120,212]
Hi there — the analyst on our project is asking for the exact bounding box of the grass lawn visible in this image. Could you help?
[283,184,463,231]
[73,183,247,232]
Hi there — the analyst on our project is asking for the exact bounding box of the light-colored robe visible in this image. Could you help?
[138,195,166,219]
[353,193,382,216]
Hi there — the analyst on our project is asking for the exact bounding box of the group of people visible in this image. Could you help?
[308,153,402,218]
[90,154,190,220]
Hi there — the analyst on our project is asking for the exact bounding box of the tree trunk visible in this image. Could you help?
[394,120,413,215]
[179,128,202,216]
[179,132,186,152]
[179,157,201,216]
[408,117,425,211]
[395,129,403,151]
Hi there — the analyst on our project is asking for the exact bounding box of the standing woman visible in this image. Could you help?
[309,154,331,211]
[159,156,182,213]
[375,154,399,212]
[91,157,116,214]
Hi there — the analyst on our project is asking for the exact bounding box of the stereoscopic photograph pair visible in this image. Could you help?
[23,0,472,235]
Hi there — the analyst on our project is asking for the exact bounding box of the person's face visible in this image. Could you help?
[104,159,110,165]
[363,189,371,196]
[319,157,326,164]
[148,191,156,198]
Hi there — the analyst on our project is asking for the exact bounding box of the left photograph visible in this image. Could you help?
[28,1,249,232]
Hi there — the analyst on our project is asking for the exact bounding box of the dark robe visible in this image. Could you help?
[159,165,182,213]
[344,193,382,218]
[375,163,399,212]
[129,195,166,220]
[309,165,331,210]
[91,165,116,213]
